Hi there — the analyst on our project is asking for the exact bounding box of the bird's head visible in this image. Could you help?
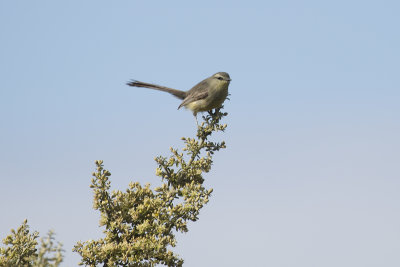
[212,72,231,84]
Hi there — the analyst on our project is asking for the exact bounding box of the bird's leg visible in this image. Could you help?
[193,112,199,126]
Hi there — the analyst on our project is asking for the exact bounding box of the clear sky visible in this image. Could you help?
[1,1,399,266]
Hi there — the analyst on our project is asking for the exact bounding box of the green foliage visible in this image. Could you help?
[74,109,228,266]
[0,219,38,266]
[34,231,63,267]
[0,220,63,267]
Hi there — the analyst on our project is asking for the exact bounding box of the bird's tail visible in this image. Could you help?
[127,80,187,100]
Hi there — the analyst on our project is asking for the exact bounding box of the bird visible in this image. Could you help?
[127,72,231,124]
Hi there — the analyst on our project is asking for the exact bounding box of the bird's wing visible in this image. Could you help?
[127,80,187,100]
[178,80,209,109]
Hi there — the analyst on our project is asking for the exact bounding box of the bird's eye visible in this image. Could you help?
[217,77,223,80]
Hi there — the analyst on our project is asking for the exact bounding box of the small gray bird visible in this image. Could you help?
[127,72,231,123]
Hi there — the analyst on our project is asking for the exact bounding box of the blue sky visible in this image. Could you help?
[1,1,399,266]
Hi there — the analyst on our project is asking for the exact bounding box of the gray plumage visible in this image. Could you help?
[127,72,231,119]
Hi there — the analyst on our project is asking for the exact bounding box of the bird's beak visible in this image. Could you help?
[227,78,232,82]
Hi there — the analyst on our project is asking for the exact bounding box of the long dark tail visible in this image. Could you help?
[127,80,187,100]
